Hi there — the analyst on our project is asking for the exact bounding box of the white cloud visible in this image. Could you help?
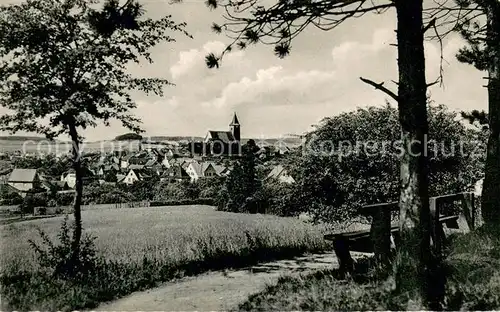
[200,66,337,108]
[170,41,246,80]
[0,5,486,141]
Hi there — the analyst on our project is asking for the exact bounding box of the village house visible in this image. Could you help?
[185,161,229,182]
[7,168,41,196]
[144,158,157,168]
[60,168,96,188]
[266,164,295,184]
[160,164,190,183]
[122,168,153,185]
[120,155,132,170]
[97,163,120,176]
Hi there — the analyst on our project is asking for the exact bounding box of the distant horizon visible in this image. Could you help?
[0,133,304,143]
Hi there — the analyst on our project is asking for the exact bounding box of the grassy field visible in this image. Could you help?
[0,205,330,310]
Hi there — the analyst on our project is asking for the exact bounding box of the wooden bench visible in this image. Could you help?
[324,192,475,272]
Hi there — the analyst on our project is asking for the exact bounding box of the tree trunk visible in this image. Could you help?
[395,0,441,308]
[482,2,500,227]
[68,119,83,271]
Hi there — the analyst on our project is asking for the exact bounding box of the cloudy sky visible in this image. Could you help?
[0,0,487,141]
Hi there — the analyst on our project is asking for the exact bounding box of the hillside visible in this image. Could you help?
[114,133,143,141]
[0,136,53,142]
[146,136,204,142]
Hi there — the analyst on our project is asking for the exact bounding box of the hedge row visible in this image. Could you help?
[149,198,215,207]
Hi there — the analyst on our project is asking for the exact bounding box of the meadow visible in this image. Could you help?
[0,205,331,310]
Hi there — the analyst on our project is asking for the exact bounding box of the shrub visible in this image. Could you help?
[97,189,136,204]
[20,195,35,214]
[56,193,74,206]
[0,190,23,205]
[149,198,214,207]
[289,104,484,223]
[28,216,99,280]
[153,181,189,201]
[35,207,47,215]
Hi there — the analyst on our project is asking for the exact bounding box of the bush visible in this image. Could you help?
[34,207,47,215]
[149,198,214,207]
[290,104,484,223]
[28,216,99,280]
[19,193,49,214]
[56,193,74,206]
[0,191,23,205]
[97,190,136,204]
[153,181,189,201]
[257,178,299,217]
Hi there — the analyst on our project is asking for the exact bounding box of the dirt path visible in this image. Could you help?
[96,252,340,311]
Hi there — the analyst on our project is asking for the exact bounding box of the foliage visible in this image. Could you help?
[0,185,23,205]
[121,176,160,201]
[149,198,215,206]
[103,170,118,183]
[28,216,99,279]
[453,0,500,72]
[82,184,116,204]
[197,176,225,198]
[153,180,190,201]
[289,104,484,223]
[220,140,261,213]
[20,193,48,214]
[452,0,500,226]
[0,206,329,310]
[55,192,75,206]
[258,178,299,217]
[97,189,136,204]
[0,0,189,138]
[0,0,189,273]
[462,110,490,127]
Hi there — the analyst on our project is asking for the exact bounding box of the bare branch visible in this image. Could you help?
[423,17,436,34]
[359,77,398,102]
[201,0,394,67]
[427,78,440,88]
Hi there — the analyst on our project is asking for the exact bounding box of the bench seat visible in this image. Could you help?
[324,215,459,242]
[324,215,460,273]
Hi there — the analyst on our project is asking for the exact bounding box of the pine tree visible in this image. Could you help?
[454,0,500,226]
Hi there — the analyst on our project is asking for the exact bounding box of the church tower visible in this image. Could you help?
[229,113,241,142]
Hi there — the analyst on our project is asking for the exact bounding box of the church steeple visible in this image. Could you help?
[229,112,240,126]
[229,112,240,141]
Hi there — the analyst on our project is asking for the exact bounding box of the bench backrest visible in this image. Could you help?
[359,192,475,229]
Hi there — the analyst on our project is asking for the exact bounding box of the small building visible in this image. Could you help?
[122,168,153,185]
[60,168,96,188]
[7,168,41,195]
[97,164,120,176]
[266,165,295,184]
[128,164,145,171]
[161,164,190,183]
[185,161,228,182]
